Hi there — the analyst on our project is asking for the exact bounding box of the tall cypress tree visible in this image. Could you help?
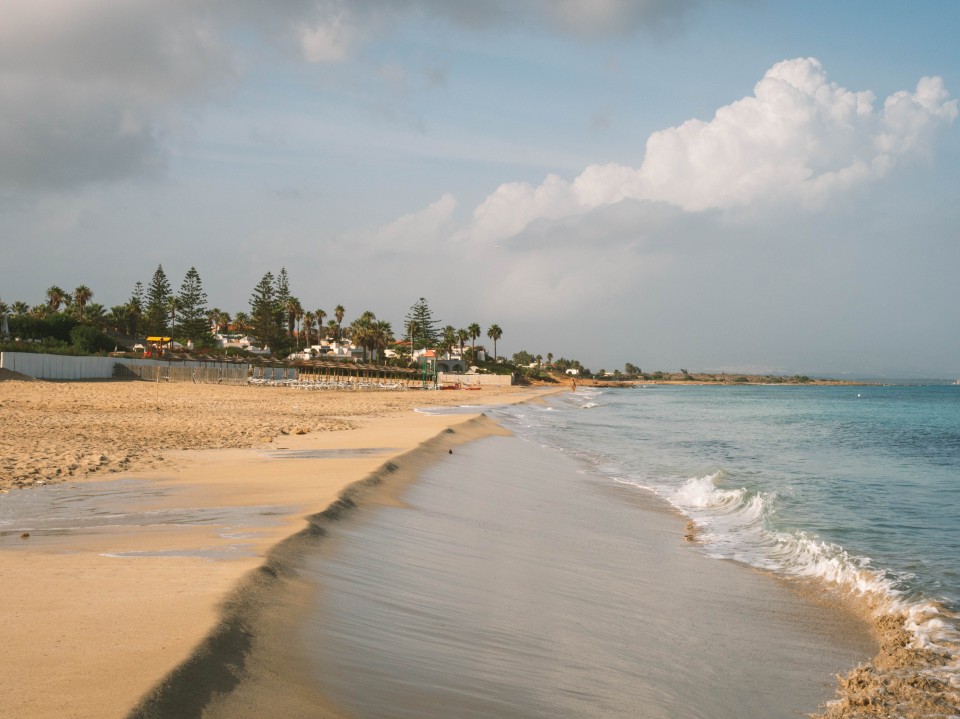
[177,267,209,343]
[405,297,441,350]
[144,265,172,336]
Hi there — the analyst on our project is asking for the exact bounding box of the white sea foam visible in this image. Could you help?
[511,387,960,706]
[645,471,960,654]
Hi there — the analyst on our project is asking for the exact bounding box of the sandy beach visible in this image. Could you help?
[0,376,545,719]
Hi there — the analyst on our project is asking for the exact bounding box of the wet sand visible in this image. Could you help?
[243,435,878,719]
[0,378,544,719]
[1,377,902,718]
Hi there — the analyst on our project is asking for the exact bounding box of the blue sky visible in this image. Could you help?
[2,1,959,377]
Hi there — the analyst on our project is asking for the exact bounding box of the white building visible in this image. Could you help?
[213,332,269,354]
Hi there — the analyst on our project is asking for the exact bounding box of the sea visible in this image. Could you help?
[503,383,960,612]
[296,383,960,718]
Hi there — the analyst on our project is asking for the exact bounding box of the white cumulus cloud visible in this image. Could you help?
[354,193,458,255]
[461,58,957,244]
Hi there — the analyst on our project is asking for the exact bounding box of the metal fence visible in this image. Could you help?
[1,351,251,383]
[1,352,116,379]
[114,363,250,384]
[0,351,508,389]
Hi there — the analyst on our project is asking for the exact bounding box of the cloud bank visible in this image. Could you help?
[461,58,957,244]
[0,1,234,190]
[0,0,703,192]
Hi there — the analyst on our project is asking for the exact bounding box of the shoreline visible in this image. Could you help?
[269,431,879,718]
[131,413,512,719]
[0,379,552,718]
[4,379,946,717]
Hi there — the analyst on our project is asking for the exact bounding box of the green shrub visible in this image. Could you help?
[69,325,115,353]
[8,314,77,343]
[0,339,82,356]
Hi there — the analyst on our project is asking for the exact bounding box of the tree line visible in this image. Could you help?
[1,267,508,367]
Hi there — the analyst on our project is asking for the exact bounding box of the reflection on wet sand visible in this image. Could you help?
[0,478,293,558]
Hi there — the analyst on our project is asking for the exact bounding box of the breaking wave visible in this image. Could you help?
[632,471,960,715]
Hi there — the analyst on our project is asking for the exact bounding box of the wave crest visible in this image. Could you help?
[656,471,960,715]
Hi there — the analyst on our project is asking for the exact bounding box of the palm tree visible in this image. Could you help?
[303,311,316,347]
[547,352,554,367]
[46,286,67,313]
[334,305,345,341]
[83,303,107,329]
[233,311,251,333]
[206,307,219,333]
[440,325,456,358]
[349,311,376,362]
[73,285,92,320]
[315,309,327,341]
[207,308,230,335]
[0,300,8,316]
[166,296,180,333]
[486,324,502,362]
[372,320,393,362]
[326,319,338,342]
[405,319,420,356]
[126,297,143,338]
[107,305,129,333]
[468,323,481,355]
[12,301,29,316]
[457,328,469,359]
[285,296,302,340]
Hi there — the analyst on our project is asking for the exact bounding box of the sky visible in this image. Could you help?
[2,0,959,378]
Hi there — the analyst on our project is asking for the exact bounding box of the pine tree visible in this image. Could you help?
[177,267,209,343]
[144,265,172,335]
[405,297,440,350]
[275,267,290,308]
[249,271,283,352]
[127,282,144,338]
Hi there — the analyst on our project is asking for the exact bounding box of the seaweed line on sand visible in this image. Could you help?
[813,600,960,718]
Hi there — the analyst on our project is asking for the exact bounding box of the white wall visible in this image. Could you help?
[0,352,249,381]
[1,352,116,379]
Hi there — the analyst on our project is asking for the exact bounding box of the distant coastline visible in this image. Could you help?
[538,371,873,388]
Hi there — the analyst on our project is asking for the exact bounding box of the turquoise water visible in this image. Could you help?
[491,384,960,631]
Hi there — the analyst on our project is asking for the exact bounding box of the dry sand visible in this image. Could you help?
[0,376,531,491]
[0,378,550,719]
